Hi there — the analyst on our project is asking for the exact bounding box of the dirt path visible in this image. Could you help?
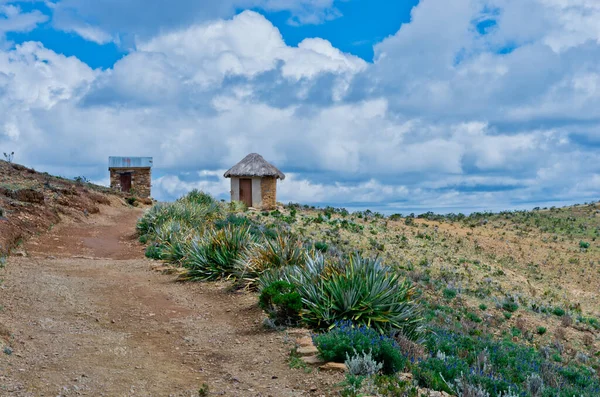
[0,204,337,396]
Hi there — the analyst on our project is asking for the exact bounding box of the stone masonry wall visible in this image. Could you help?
[109,167,152,198]
[260,177,277,210]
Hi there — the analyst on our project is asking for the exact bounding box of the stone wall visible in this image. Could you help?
[260,177,277,210]
[109,167,152,198]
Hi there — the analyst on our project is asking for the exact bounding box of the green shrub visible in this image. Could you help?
[552,307,565,317]
[414,356,468,394]
[313,321,407,374]
[145,244,163,260]
[537,327,547,335]
[183,189,217,206]
[466,312,482,323]
[282,254,423,336]
[179,225,255,281]
[502,297,519,313]
[479,304,487,311]
[579,241,590,249]
[136,193,223,239]
[388,214,402,221]
[314,241,328,253]
[443,288,457,300]
[236,232,305,289]
[161,237,190,264]
[258,281,302,326]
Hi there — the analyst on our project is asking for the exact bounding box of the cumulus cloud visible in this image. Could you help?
[0,4,599,212]
[0,4,47,44]
[50,0,342,45]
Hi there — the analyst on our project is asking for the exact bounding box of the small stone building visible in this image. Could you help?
[108,156,152,198]
[224,153,285,210]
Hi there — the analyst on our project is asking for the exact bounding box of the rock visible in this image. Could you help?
[301,355,324,365]
[319,362,346,372]
[286,328,311,337]
[296,336,313,347]
[296,346,318,356]
[12,250,26,257]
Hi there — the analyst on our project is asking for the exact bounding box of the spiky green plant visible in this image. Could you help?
[178,225,256,281]
[228,200,248,213]
[136,191,224,241]
[180,189,217,206]
[235,232,306,289]
[258,253,423,337]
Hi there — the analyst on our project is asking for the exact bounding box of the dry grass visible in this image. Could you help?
[251,202,600,353]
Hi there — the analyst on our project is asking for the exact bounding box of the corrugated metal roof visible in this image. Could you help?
[108,156,153,168]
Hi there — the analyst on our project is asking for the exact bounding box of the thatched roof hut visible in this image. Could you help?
[224,153,285,210]
[224,153,285,180]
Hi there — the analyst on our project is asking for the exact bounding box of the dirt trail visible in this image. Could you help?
[0,204,337,396]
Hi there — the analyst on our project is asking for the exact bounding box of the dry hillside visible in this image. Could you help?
[260,202,600,353]
[0,160,146,257]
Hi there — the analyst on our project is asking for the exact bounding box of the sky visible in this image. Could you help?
[0,0,599,214]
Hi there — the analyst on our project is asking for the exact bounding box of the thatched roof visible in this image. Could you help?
[224,153,285,180]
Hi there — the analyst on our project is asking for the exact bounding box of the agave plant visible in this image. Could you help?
[259,252,423,338]
[235,232,306,289]
[178,225,256,281]
[136,203,168,237]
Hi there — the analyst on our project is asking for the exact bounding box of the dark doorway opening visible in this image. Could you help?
[239,178,252,207]
[120,173,132,193]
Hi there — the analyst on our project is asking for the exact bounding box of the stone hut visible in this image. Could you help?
[224,153,285,210]
[108,156,152,198]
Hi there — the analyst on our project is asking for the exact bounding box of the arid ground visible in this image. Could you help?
[0,203,339,396]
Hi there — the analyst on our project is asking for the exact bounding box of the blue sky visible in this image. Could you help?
[0,0,599,214]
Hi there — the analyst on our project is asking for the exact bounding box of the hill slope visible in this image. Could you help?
[0,160,131,257]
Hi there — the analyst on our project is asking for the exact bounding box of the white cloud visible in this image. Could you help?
[137,11,365,86]
[0,4,47,44]
[0,4,599,212]
[50,0,341,45]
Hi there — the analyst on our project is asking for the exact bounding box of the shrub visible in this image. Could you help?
[579,241,590,249]
[136,193,222,239]
[145,243,163,260]
[537,327,547,335]
[414,355,468,394]
[525,373,544,397]
[552,307,565,317]
[443,288,457,300]
[466,312,482,323]
[502,297,519,313]
[289,254,423,336]
[314,241,328,253]
[313,322,407,374]
[161,237,190,264]
[236,232,305,289]
[389,213,402,221]
[258,281,302,326]
[345,349,383,376]
[179,225,255,281]
[183,189,217,206]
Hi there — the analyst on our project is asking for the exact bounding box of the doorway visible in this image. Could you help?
[120,173,132,193]
[239,178,252,207]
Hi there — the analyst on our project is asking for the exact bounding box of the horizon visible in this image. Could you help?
[0,1,599,212]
